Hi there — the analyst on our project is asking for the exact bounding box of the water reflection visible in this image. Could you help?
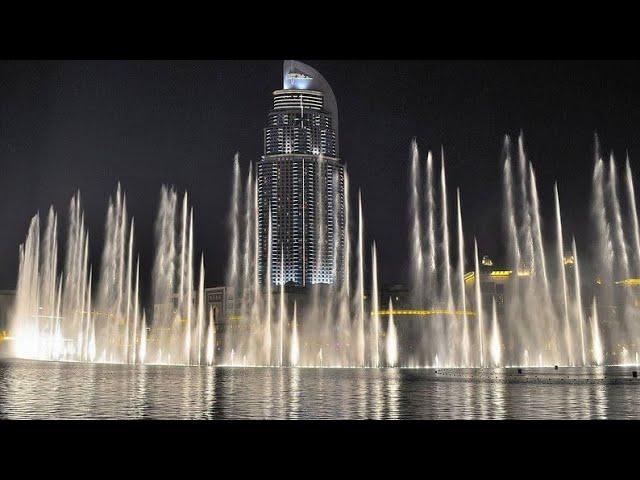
[371,372,383,420]
[134,364,147,418]
[356,371,366,419]
[204,366,215,419]
[490,371,506,419]
[593,384,606,419]
[1,359,639,419]
[288,368,300,419]
[261,368,273,418]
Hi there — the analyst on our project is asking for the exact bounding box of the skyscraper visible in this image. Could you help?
[258,60,345,287]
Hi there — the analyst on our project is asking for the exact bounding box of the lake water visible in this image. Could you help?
[1,359,639,419]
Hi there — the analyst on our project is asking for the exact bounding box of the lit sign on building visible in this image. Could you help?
[286,70,313,89]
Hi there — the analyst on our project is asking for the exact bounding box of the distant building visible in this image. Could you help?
[378,284,411,310]
[204,286,231,331]
[258,60,345,288]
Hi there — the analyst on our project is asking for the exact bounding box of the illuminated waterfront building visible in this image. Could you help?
[258,60,345,287]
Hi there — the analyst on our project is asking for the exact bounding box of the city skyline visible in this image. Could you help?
[3,57,640,423]
[2,60,640,297]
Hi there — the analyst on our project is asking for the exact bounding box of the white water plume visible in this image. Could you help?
[10,136,640,370]
[490,297,502,367]
[386,299,398,367]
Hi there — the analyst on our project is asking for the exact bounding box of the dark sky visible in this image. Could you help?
[1,60,640,297]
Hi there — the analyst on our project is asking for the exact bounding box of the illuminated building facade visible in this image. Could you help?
[258,61,345,287]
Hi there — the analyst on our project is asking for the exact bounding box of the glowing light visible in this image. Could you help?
[372,309,475,317]
[489,270,513,277]
[615,278,640,286]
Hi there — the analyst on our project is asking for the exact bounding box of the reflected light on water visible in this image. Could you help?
[385,369,400,419]
[2,360,640,419]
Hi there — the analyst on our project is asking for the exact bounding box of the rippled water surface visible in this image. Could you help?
[1,359,639,419]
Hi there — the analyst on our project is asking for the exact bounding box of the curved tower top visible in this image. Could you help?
[282,60,339,151]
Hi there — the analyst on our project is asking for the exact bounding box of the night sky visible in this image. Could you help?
[1,60,640,298]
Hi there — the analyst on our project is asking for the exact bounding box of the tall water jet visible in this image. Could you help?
[554,184,573,366]
[13,213,43,359]
[528,164,550,286]
[503,137,521,277]
[88,310,96,363]
[97,184,133,362]
[592,152,614,284]
[185,208,194,364]
[196,255,205,365]
[607,154,637,351]
[409,139,424,306]
[63,193,85,359]
[502,138,521,362]
[150,186,199,365]
[371,242,381,368]
[386,299,398,367]
[490,297,502,367]
[179,193,188,312]
[223,156,243,364]
[336,168,352,366]
[234,163,257,364]
[355,190,365,367]
[40,208,58,358]
[290,302,299,367]
[440,150,454,364]
[474,239,484,367]
[139,312,147,364]
[252,171,260,363]
[83,268,92,362]
[264,204,273,365]
[423,149,438,367]
[151,186,177,363]
[608,155,630,279]
[123,218,134,362]
[130,258,140,364]
[425,151,436,297]
[591,298,604,365]
[224,160,261,366]
[440,149,453,310]
[591,151,615,354]
[517,134,535,282]
[14,132,640,370]
[241,163,254,305]
[572,238,587,366]
[528,162,560,365]
[12,186,148,364]
[279,247,285,367]
[227,154,241,295]
[52,278,63,360]
[62,192,91,361]
[456,189,469,367]
[206,307,215,366]
[625,155,640,273]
